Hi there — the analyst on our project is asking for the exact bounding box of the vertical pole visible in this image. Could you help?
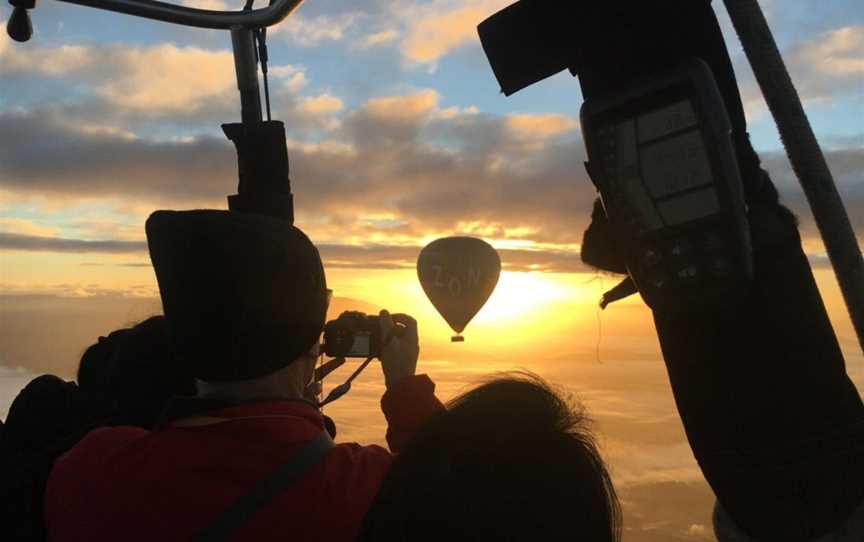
[231,26,262,126]
[225,25,293,221]
[724,0,864,353]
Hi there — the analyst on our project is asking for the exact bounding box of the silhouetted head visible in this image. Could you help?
[4,374,84,453]
[77,328,130,397]
[146,210,328,382]
[108,315,195,426]
[359,373,621,542]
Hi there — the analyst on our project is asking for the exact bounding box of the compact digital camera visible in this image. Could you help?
[322,312,381,358]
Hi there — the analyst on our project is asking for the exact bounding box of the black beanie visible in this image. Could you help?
[146,210,328,382]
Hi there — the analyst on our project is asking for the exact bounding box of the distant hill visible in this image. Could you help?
[0,293,377,378]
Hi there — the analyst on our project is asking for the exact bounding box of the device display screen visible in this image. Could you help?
[348,334,371,357]
[640,130,712,199]
[581,59,752,309]
[602,99,719,230]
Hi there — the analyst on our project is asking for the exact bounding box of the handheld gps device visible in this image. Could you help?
[580,58,752,311]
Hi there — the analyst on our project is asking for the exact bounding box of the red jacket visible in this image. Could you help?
[45,375,443,542]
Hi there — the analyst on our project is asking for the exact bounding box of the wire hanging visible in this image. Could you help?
[257,27,272,121]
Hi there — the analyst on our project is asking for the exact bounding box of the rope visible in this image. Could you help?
[723,0,864,353]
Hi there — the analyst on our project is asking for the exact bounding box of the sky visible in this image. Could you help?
[1,0,863,540]
[0,0,861,293]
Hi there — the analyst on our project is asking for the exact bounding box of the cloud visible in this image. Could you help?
[735,25,864,118]
[0,110,236,205]
[4,82,861,267]
[80,262,151,268]
[688,524,708,535]
[97,45,237,113]
[0,89,596,255]
[397,0,510,65]
[0,285,157,299]
[617,481,716,541]
[0,40,92,76]
[504,114,579,140]
[785,25,864,104]
[0,231,589,273]
[340,90,442,149]
[362,89,440,122]
[270,64,308,92]
[359,29,400,49]
[799,26,864,76]
[0,218,60,237]
[64,217,147,241]
[0,232,147,254]
[760,145,864,233]
[273,11,363,47]
[298,94,344,115]
[319,244,590,273]
[1,41,237,114]
[1,39,335,137]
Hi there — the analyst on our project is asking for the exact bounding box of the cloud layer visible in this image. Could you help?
[0,79,590,257]
[1,2,862,281]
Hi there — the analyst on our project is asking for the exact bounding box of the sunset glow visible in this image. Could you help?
[473,271,569,324]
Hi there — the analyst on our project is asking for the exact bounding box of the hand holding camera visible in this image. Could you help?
[320,309,419,402]
[378,310,419,390]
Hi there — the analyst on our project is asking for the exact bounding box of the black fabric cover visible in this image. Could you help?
[655,203,864,540]
[146,210,328,382]
[581,198,627,274]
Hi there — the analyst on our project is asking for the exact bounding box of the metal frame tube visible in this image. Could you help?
[53,0,302,29]
[231,27,262,124]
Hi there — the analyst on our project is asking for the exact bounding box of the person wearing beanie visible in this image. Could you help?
[44,210,444,542]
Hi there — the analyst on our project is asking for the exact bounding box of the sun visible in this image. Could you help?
[473,271,568,325]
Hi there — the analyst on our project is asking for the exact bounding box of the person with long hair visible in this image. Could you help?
[360,372,621,542]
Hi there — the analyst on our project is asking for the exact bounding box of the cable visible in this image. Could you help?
[257,27,272,121]
[318,357,375,407]
[595,274,604,364]
[575,273,606,364]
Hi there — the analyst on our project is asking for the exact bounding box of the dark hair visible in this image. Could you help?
[77,328,130,396]
[107,315,195,426]
[359,372,621,541]
[77,316,194,427]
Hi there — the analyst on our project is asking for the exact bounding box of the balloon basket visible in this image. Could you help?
[451,335,464,342]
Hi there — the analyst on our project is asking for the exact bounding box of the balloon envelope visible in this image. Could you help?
[417,237,501,335]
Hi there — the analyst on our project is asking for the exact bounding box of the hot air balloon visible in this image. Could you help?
[417,237,501,341]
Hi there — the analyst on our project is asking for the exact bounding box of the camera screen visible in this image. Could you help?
[348,334,372,357]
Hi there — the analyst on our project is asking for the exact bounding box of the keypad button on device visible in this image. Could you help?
[644,267,668,289]
[704,231,725,251]
[667,239,692,260]
[675,265,699,282]
[708,257,732,277]
[639,247,668,289]
[639,247,663,269]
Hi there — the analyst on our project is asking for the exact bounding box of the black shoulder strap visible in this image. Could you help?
[194,431,335,542]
